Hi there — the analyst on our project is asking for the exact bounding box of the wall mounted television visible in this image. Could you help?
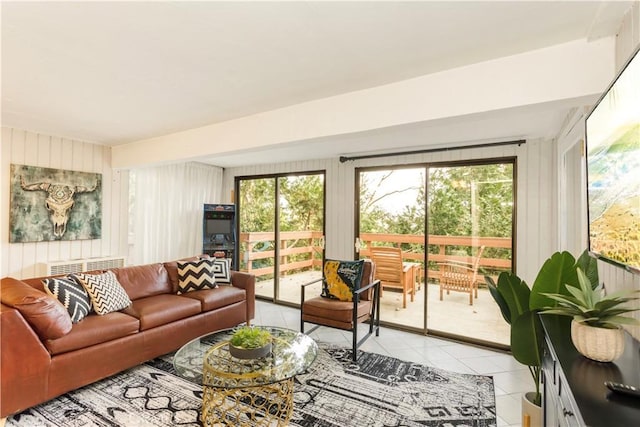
[585,45,640,274]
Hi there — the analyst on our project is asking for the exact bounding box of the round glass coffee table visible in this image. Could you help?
[174,326,318,426]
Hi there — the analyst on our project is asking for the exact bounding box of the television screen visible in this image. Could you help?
[585,46,640,274]
[206,219,232,235]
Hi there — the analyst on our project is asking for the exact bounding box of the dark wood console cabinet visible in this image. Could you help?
[541,315,640,426]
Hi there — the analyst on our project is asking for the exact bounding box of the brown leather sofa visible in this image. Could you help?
[0,258,255,418]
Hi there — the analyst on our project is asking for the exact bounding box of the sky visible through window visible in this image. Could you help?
[365,168,423,214]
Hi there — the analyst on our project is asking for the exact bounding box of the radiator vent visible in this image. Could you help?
[45,256,126,276]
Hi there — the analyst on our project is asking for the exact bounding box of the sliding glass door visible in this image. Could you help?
[237,172,325,304]
[357,160,514,346]
[426,161,514,345]
[357,167,425,330]
[238,178,276,299]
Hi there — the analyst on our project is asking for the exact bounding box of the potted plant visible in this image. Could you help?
[485,250,598,423]
[486,272,544,423]
[229,326,273,359]
[540,268,640,362]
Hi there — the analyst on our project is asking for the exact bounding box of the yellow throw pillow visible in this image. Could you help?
[321,259,365,302]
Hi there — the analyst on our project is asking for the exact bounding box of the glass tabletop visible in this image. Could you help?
[173,326,318,389]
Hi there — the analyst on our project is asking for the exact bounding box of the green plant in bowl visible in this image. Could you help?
[229,327,272,359]
[540,268,640,362]
[540,268,640,329]
[230,326,272,349]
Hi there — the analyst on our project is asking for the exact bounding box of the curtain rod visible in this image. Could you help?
[339,139,526,163]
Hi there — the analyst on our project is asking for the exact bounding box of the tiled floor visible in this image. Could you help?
[254,299,528,427]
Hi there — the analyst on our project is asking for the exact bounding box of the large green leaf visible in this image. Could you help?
[576,250,599,289]
[486,274,511,324]
[511,311,544,367]
[530,251,577,310]
[565,285,588,307]
[576,269,593,308]
[602,315,640,326]
[496,272,530,322]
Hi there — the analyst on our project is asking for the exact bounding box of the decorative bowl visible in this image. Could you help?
[229,342,272,359]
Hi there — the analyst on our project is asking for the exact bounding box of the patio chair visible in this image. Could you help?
[300,259,380,361]
[369,246,415,309]
[438,245,486,305]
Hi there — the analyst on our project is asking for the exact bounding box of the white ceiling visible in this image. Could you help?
[1,1,633,167]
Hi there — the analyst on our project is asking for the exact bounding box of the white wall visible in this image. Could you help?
[1,127,128,279]
[223,138,556,286]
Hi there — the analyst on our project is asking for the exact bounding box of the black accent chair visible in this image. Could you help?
[300,259,380,361]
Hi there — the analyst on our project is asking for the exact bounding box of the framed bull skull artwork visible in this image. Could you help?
[9,164,102,242]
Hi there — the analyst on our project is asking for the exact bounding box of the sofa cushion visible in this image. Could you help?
[111,263,172,301]
[177,259,217,294]
[0,277,72,340]
[122,294,201,331]
[212,258,232,284]
[181,285,246,312]
[74,271,132,315]
[42,276,92,323]
[44,312,140,355]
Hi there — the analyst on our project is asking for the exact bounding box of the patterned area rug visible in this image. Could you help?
[8,344,496,426]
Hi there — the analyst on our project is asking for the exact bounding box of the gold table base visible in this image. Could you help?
[201,377,294,427]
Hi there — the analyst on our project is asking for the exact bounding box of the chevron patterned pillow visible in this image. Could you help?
[43,276,93,323]
[177,259,218,294]
[74,271,132,315]
[212,258,231,284]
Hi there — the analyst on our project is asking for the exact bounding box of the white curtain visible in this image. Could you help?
[131,162,223,265]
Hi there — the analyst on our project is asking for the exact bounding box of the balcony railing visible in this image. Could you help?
[239,231,324,277]
[239,231,512,281]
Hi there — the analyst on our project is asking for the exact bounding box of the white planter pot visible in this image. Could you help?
[570,319,625,362]
[522,392,542,427]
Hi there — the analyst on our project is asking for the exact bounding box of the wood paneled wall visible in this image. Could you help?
[223,138,556,286]
[1,127,128,279]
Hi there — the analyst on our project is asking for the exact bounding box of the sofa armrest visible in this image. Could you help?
[230,271,255,323]
[1,303,52,418]
[1,277,72,340]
